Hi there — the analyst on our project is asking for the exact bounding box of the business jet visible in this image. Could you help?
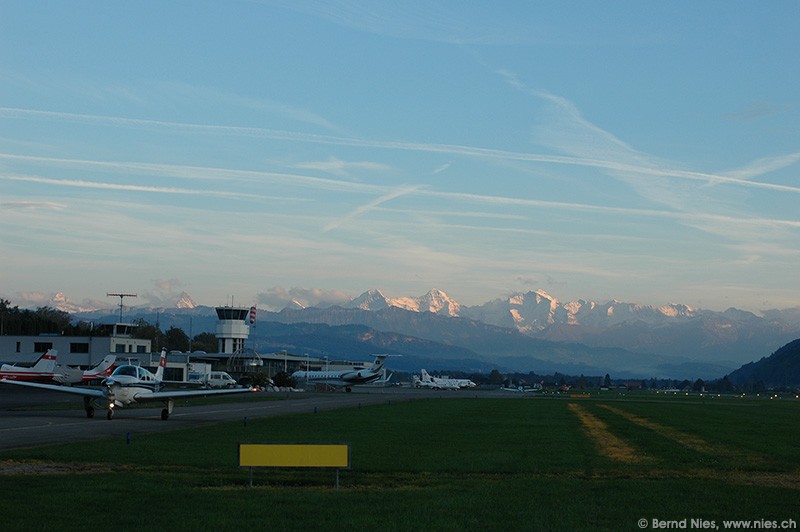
[0,349,59,382]
[500,383,542,393]
[0,349,257,420]
[52,355,117,385]
[413,369,475,390]
[291,355,388,392]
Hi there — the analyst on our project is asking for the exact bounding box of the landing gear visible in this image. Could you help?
[83,397,94,418]
[106,408,114,420]
[345,387,352,393]
[161,398,174,421]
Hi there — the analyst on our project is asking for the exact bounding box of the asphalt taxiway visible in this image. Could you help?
[0,385,470,450]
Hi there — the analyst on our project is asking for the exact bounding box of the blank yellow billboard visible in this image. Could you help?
[239,443,350,468]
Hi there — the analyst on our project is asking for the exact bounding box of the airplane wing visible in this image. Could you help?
[0,378,106,398]
[133,387,257,402]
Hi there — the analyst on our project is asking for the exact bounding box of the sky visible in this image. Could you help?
[1,1,799,313]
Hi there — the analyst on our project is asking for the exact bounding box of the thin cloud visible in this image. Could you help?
[323,185,422,232]
[4,153,797,234]
[156,80,344,132]
[3,107,797,194]
[292,156,392,176]
[257,286,352,310]
[721,152,800,180]
[0,174,306,203]
[429,189,800,230]
[1,201,66,210]
[0,152,390,194]
[432,162,452,174]
[722,101,792,122]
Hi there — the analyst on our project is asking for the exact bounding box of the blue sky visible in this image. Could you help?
[1,1,798,312]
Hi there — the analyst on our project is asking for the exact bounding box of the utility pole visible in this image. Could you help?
[107,292,137,323]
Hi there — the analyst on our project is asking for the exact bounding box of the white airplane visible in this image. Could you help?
[53,355,117,385]
[0,349,59,382]
[413,369,472,390]
[444,374,477,389]
[501,383,542,393]
[0,349,257,420]
[291,355,388,392]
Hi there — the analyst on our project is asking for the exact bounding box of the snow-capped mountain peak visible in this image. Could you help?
[345,289,391,310]
[344,289,460,316]
[175,292,197,309]
[414,289,461,316]
[46,292,103,313]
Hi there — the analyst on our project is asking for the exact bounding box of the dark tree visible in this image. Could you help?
[132,319,166,351]
[191,332,218,353]
[165,326,190,352]
[488,369,504,385]
[272,371,297,388]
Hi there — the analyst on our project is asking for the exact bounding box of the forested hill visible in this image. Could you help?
[727,338,800,389]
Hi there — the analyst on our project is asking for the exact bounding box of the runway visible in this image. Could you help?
[0,385,473,451]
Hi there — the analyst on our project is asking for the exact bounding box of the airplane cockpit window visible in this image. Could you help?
[113,366,138,377]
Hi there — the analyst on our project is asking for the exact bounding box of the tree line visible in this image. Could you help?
[0,299,217,353]
[0,299,94,336]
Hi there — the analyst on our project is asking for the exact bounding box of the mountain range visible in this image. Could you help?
[338,289,800,366]
[31,288,800,380]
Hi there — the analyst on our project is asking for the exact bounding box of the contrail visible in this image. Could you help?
[2,106,798,194]
[323,185,423,232]
[0,174,302,203]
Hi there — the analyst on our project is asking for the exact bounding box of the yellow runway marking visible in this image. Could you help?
[599,404,716,454]
[568,403,642,463]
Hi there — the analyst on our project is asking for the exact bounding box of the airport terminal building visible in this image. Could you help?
[0,323,151,367]
[0,306,367,380]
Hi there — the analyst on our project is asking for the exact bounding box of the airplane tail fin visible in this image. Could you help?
[32,349,59,372]
[368,354,388,371]
[154,349,167,381]
[84,355,117,379]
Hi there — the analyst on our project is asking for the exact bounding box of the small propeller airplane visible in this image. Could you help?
[291,354,389,392]
[0,350,116,385]
[0,349,59,382]
[0,349,257,420]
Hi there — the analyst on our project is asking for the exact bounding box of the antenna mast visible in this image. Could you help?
[107,292,137,322]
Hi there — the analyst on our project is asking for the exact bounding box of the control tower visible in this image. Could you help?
[215,306,251,354]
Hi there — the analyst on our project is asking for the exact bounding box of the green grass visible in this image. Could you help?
[1,395,798,531]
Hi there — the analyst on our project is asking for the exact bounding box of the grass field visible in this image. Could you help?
[1,394,798,531]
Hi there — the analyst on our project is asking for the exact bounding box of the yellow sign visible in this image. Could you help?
[239,443,350,468]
